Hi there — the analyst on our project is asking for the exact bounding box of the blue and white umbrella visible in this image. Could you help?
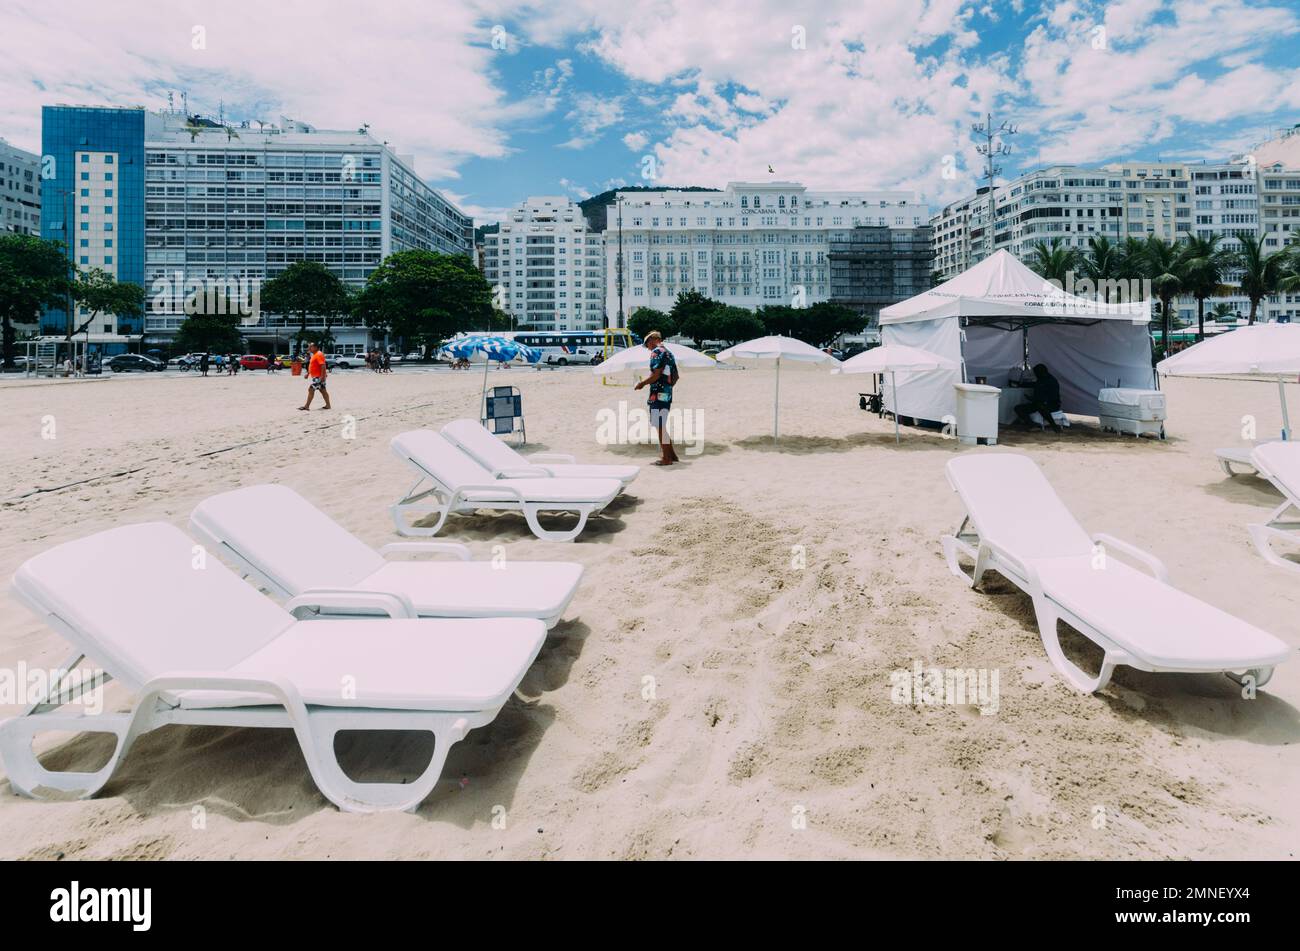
[439,336,541,407]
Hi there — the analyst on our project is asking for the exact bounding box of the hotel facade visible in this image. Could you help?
[603,182,929,324]
[40,105,473,352]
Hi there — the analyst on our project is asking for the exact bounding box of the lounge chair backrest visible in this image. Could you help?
[1250,441,1300,489]
[12,522,292,689]
[443,419,524,471]
[945,454,1093,561]
[392,430,496,489]
[191,484,385,594]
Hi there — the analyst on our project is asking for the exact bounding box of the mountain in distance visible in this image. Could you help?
[579,185,722,232]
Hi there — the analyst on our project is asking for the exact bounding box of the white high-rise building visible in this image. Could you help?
[0,137,40,236]
[482,196,605,331]
[604,182,927,321]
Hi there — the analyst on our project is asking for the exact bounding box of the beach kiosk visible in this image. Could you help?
[877,251,1155,432]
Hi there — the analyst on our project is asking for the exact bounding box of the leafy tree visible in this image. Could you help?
[1081,236,1121,302]
[356,250,492,344]
[260,260,351,350]
[174,312,245,354]
[1178,235,1232,341]
[0,234,74,368]
[1028,237,1080,285]
[1208,301,1238,323]
[713,305,764,344]
[71,267,145,341]
[757,301,862,347]
[670,289,721,347]
[627,306,672,341]
[1232,231,1289,325]
[1145,237,1187,355]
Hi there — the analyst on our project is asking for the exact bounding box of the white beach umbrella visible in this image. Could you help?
[590,340,716,374]
[833,344,961,443]
[716,335,838,439]
[1157,323,1300,439]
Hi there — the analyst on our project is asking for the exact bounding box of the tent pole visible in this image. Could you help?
[773,356,781,441]
[1280,375,1292,441]
[892,370,900,443]
[481,355,490,420]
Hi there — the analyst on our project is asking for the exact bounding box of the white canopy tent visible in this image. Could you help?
[878,251,1155,425]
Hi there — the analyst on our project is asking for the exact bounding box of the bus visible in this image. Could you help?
[513,329,639,366]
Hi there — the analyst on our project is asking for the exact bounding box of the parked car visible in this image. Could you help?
[326,353,366,369]
[404,351,423,361]
[544,348,601,367]
[239,354,272,370]
[105,354,165,373]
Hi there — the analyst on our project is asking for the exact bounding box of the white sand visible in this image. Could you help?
[0,364,1296,859]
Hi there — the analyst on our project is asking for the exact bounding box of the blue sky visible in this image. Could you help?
[2,0,1298,222]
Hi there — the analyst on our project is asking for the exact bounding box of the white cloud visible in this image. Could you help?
[622,130,649,151]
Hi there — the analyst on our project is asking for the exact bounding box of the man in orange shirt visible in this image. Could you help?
[298,342,331,410]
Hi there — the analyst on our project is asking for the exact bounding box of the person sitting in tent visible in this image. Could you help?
[1013,363,1062,433]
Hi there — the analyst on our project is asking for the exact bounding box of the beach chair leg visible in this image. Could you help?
[0,710,145,800]
[521,504,590,542]
[391,501,452,537]
[297,711,469,814]
[1248,504,1300,571]
[1225,666,1275,690]
[1029,594,1117,693]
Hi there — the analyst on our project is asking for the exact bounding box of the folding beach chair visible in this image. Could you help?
[443,419,639,487]
[940,453,1288,693]
[483,385,526,444]
[390,430,623,542]
[1247,442,1300,574]
[190,483,585,628]
[1,523,546,812]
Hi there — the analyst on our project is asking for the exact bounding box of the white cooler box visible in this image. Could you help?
[1098,387,1166,438]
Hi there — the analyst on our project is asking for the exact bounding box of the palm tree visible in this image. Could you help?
[1081,236,1121,302]
[1278,243,1300,293]
[1232,231,1288,324]
[1179,234,1232,341]
[1145,237,1186,355]
[1208,301,1238,324]
[1027,237,1079,285]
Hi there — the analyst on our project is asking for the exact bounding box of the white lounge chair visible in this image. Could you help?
[443,419,639,487]
[190,484,584,628]
[1217,440,1283,476]
[940,453,1288,693]
[1247,442,1300,574]
[1,522,546,813]
[390,430,622,542]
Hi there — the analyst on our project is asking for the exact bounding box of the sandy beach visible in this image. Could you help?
[0,364,1296,860]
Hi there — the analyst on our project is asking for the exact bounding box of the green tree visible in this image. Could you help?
[627,306,672,341]
[713,305,765,344]
[756,301,862,347]
[1208,301,1238,323]
[1145,237,1187,355]
[1233,231,1289,324]
[1028,237,1080,285]
[356,250,492,345]
[174,312,245,354]
[260,260,351,350]
[670,289,720,347]
[0,234,74,368]
[71,267,146,342]
[1081,236,1121,302]
[1178,235,1232,341]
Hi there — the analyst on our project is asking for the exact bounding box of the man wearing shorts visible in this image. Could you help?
[633,331,680,466]
[299,342,331,410]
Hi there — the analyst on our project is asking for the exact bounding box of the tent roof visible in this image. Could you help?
[879,249,1150,325]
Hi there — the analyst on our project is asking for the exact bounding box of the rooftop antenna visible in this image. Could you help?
[971,112,1017,260]
[167,91,174,114]
[181,91,188,117]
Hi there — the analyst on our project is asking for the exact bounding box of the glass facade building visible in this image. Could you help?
[39,106,146,337]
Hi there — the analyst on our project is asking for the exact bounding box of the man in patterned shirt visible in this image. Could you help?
[633,331,680,466]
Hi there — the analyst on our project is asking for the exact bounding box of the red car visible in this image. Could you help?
[239,354,271,370]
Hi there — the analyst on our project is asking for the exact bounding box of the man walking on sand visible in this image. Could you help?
[299,342,331,411]
[633,331,680,466]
